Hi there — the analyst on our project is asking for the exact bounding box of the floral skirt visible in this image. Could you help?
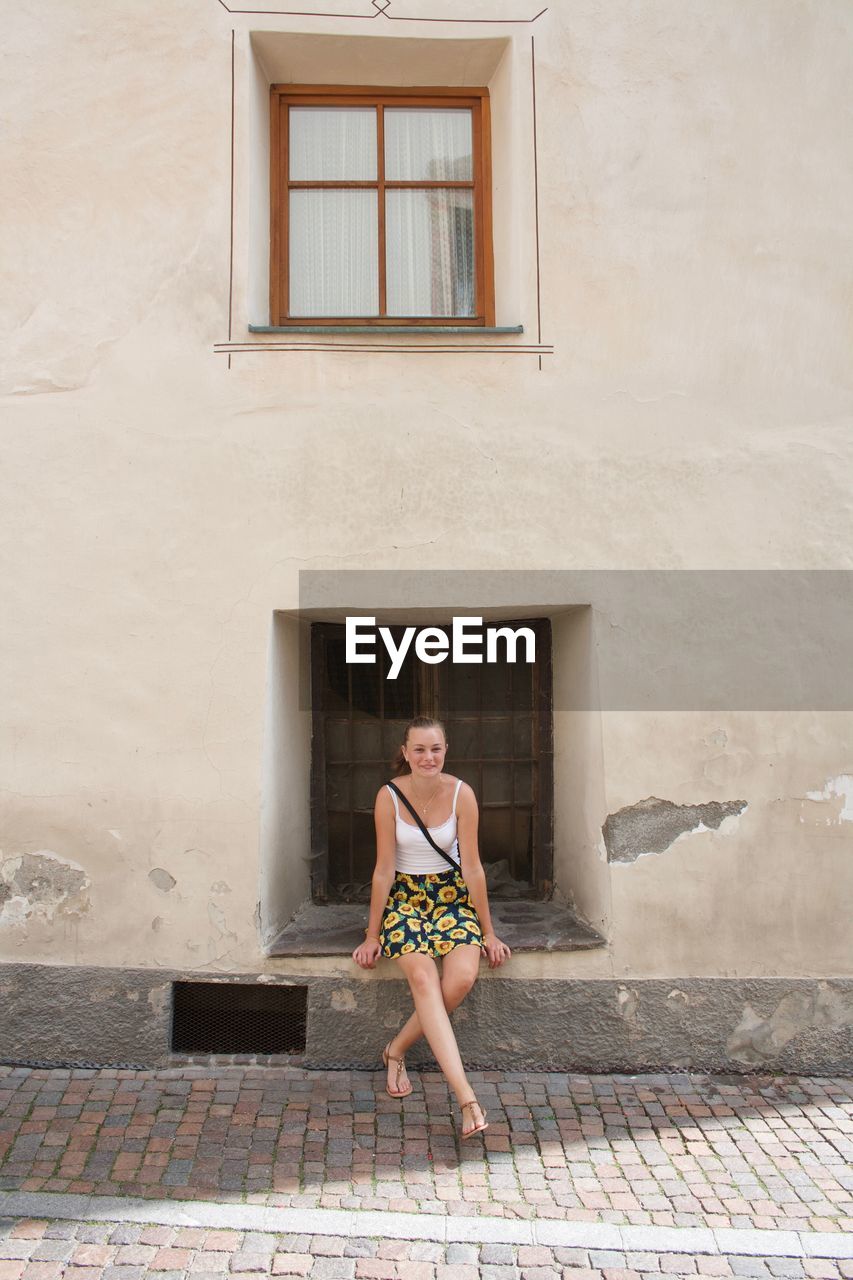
[379,867,484,959]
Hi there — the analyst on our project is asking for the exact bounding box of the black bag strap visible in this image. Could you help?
[386,780,460,870]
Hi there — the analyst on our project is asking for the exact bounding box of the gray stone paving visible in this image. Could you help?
[1,1215,853,1278]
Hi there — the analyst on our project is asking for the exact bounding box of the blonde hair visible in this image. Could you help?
[391,716,447,775]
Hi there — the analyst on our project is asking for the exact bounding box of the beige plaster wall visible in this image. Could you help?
[2,0,852,979]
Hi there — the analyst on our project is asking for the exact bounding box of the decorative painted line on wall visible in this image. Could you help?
[216,0,547,22]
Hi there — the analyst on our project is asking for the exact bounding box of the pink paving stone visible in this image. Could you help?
[435,1268,479,1280]
[8,1229,46,1243]
[115,1247,156,1265]
[0,1269,26,1280]
[696,1259,734,1276]
[660,1256,699,1274]
[804,1263,841,1279]
[139,1228,175,1247]
[272,1256,313,1276]
[602,1271,643,1280]
[518,1247,556,1266]
[150,1248,192,1269]
[355,1263,400,1279]
[21,1265,64,1280]
[70,1247,114,1267]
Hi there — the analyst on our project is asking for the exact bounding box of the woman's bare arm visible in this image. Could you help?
[353,788,398,969]
[365,786,397,939]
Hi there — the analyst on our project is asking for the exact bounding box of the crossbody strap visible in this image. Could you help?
[386,780,460,870]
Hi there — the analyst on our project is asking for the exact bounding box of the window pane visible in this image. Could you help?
[289,106,377,180]
[385,108,472,181]
[481,660,511,713]
[326,765,349,811]
[386,189,474,317]
[482,719,513,759]
[447,719,478,760]
[384,719,413,762]
[289,190,378,317]
[352,720,382,761]
[352,764,382,811]
[483,763,511,804]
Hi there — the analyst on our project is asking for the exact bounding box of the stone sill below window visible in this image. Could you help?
[249,325,525,336]
[268,900,605,957]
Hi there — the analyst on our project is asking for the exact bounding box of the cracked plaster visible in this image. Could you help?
[0,852,91,928]
[603,796,748,864]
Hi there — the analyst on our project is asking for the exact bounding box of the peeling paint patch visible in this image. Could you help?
[0,851,91,927]
[208,902,237,941]
[804,774,853,822]
[148,868,176,893]
[616,986,639,1021]
[603,796,747,864]
[331,988,356,1012]
[728,983,853,1065]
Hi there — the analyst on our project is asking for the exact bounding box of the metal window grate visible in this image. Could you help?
[312,617,553,901]
[170,982,308,1055]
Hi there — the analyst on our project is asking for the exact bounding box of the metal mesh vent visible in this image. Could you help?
[171,981,308,1055]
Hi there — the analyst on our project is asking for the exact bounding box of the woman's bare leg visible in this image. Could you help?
[386,944,480,1077]
[390,951,477,1106]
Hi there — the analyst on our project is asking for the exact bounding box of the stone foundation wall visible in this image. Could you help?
[2,964,851,1075]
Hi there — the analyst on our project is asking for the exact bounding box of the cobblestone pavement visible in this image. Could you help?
[2,1066,851,1232]
[1,1065,851,1277]
[1,1216,853,1280]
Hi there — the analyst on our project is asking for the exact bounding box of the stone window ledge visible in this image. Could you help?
[268,901,605,957]
[248,325,524,336]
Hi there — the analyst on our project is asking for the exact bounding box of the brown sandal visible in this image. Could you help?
[459,1097,489,1139]
[381,1042,412,1098]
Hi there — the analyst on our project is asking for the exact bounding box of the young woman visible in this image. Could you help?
[351,716,511,1139]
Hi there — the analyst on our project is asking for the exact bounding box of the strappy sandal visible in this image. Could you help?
[381,1041,412,1098]
[458,1096,489,1139]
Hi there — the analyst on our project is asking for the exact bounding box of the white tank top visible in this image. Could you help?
[387,778,463,874]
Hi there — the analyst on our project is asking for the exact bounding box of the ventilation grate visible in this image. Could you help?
[171,981,308,1055]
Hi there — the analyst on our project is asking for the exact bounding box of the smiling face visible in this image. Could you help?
[403,725,447,778]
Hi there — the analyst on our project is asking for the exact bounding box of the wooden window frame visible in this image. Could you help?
[309,619,554,903]
[269,85,495,328]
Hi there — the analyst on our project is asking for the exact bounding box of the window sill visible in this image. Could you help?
[268,900,605,957]
[249,324,524,336]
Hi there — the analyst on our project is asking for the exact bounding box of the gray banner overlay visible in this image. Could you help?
[294,569,853,710]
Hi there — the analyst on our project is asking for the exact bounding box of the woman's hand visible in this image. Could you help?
[352,937,382,969]
[481,933,511,968]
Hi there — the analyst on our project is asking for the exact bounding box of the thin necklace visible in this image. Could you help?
[411,775,442,818]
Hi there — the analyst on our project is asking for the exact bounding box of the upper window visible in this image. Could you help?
[269,86,495,327]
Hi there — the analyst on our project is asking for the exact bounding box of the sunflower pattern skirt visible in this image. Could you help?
[379,867,484,958]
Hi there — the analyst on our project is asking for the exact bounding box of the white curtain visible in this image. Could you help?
[384,108,472,181]
[289,107,376,181]
[288,108,379,316]
[386,189,474,317]
[289,190,379,317]
[287,105,475,317]
[385,108,474,317]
